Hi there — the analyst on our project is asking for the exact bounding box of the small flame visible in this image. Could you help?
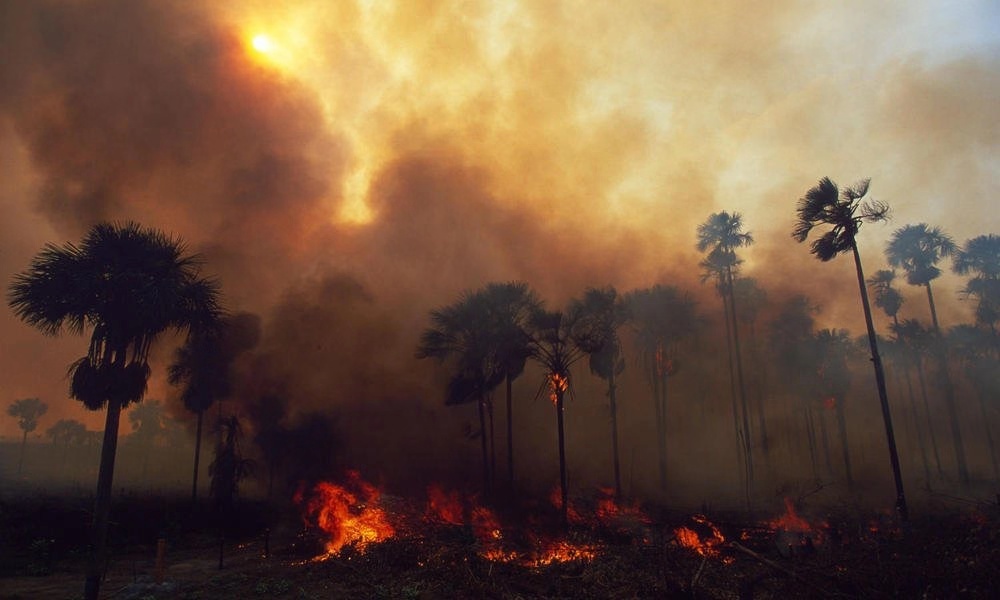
[297,471,396,557]
[675,514,731,563]
[425,484,464,525]
[548,372,568,405]
[823,396,837,410]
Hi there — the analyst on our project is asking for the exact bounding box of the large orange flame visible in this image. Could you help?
[675,514,732,563]
[297,471,396,557]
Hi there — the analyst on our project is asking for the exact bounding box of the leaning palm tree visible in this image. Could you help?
[8,221,222,600]
[792,177,908,520]
[625,285,700,491]
[697,211,754,499]
[528,308,586,525]
[570,286,629,498]
[886,224,967,483]
[7,397,48,476]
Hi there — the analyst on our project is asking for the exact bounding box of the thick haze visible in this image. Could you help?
[1,1,998,502]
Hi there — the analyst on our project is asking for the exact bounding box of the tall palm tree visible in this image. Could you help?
[528,308,586,525]
[697,211,754,500]
[625,285,699,491]
[948,324,1000,481]
[570,286,629,498]
[8,222,222,600]
[169,313,259,502]
[417,290,505,495]
[734,278,771,456]
[887,223,967,483]
[887,224,956,332]
[7,397,48,476]
[867,270,905,328]
[479,282,540,489]
[953,234,1000,340]
[813,329,856,489]
[891,318,944,476]
[792,177,908,519]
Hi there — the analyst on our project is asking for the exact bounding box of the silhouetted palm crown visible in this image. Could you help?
[886,223,956,286]
[793,177,889,260]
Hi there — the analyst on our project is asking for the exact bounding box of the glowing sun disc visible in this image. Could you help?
[251,34,274,54]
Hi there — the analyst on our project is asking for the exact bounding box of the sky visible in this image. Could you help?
[1,1,998,495]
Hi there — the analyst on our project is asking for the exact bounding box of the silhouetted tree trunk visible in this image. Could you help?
[726,268,754,492]
[914,356,944,475]
[17,430,28,477]
[505,376,514,488]
[833,397,854,490]
[555,387,568,526]
[477,398,491,496]
[721,293,748,504]
[852,242,907,520]
[608,368,622,499]
[803,402,819,481]
[192,409,204,502]
[900,363,933,490]
[84,396,123,600]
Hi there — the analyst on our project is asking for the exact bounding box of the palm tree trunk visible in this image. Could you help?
[487,398,496,489]
[651,362,665,490]
[749,322,770,456]
[926,283,969,483]
[818,406,834,475]
[976,389,1000,481]
[726,267,754,500]
[914,357,944,474]
[506,375,514,488]
[851,242,908,520]
[658,371,669,490]
[192,409,204,503]
[608,368,622,499]
[555,388,568,526]
[902,362,933,490]
[477,397,491,496]
[84,396,124,600]
[834,397,854,490]
[720,293,747,502]
[803,402,819,481]
[17,430,27,477]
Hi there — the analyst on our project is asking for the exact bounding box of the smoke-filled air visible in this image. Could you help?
[2,1,1000,583]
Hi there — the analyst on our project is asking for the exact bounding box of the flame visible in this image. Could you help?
[548,372,568,405]
[549,485,584,524]
[425,484,465,526]
[675,514,731,563]
[594,486,651,525]
[823,396,837,410]
[765,497,827,549]
[297,471,396,556]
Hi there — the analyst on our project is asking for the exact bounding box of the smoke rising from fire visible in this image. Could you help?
[1,1,998,504]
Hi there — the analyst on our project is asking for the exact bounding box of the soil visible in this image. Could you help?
[2,493,999,599]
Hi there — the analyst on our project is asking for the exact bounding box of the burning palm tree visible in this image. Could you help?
[792,177,908,520]
[528,308,586,525]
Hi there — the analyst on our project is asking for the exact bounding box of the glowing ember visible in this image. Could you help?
[425,484,464,525]
[296,471,396,556]
[548,372,568,405]
[675,514,730,563]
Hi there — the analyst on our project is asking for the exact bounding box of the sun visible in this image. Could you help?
[251,33,275,55]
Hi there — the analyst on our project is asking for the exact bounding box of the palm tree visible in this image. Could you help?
[127,399,165,486]
[8,222,222,600]
[417,290,505,495]
[7,397,48,476]
[734,278,771,456]
[948,324,1000,481]
[479,282,540,489]
[953,234,1000,340]
[887,224,967,483]
[46,418,88,480]
[625,285,700,491]
[169,313,259,502]
[697,211,754,500]
[528,308,586,525]
[813,329,856,489]
[892,318,944,476]
[792,177,908,519]
[570,286,629,498]
[867,270,905,328]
